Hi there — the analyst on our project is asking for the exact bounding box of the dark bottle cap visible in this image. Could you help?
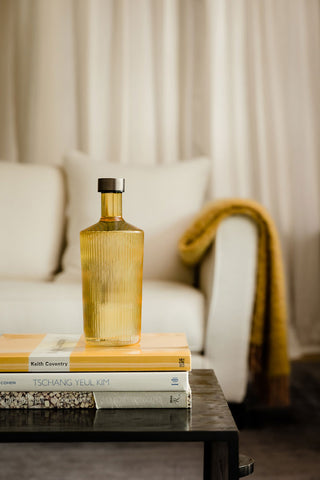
[98,178,125,193]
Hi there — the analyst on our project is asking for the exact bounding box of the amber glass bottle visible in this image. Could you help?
[80,178,144,346]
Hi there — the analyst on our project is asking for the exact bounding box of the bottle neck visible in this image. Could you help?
[100,193,122,220]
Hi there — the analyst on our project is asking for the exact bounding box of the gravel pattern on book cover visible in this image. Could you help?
[0,391,95,409]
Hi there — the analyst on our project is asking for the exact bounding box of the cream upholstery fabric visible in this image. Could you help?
[0,277,205,354]
[0,279,83,335]
[199,216,258,402]
[141,280,205,353]
[0,162,65,281]
[62,151,210,284]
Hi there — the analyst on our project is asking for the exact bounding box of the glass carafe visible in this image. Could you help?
[80,178,144,346]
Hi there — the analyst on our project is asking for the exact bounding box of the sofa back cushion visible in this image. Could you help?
[62,151,210,284]
[0,162,66,281]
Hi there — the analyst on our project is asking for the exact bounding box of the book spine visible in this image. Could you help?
[0,333,191,372]
[1,358,191,373]
[94,390,191,409]
[0,390,191,409]
[0,371,189,392]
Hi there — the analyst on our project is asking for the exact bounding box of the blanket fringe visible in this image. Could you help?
[267,376,290,407]
[249,344,290,407]
[252,372,290,407]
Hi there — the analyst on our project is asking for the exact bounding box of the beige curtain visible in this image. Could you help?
[0,0,319,351]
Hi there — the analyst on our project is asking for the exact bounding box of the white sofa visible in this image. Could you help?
[0,154,258,403]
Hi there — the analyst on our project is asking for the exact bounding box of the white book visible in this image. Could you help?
[0,389,192,409]
[0,371,189,392]
[94,390,192,409]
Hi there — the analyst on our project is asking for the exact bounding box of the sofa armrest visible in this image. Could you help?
[199,215,258,403]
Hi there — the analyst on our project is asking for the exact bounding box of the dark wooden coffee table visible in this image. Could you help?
[0,369,240,479]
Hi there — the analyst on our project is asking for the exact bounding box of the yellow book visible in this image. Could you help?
[0,333,191,372]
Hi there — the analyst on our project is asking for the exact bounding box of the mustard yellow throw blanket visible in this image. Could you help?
[179,198,290,407]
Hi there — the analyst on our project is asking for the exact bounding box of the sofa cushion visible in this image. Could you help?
[0,162,66,281]
[0,277,205,353]
[0,279,83,335]
[140,279,205,353]
[62,151,210,284]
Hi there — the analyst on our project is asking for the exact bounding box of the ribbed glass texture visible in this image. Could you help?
[80,193,144,346]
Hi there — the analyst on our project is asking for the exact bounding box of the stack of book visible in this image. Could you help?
[0,333,191,409]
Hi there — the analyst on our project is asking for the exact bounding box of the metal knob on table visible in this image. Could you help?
[239,454,254,477]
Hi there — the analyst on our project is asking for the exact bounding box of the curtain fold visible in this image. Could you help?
[0,0,319,350]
